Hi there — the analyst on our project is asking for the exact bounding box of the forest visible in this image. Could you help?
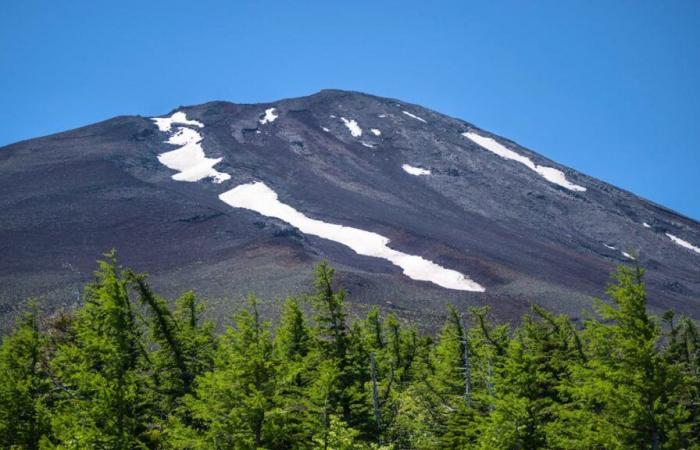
[0,252,699,449]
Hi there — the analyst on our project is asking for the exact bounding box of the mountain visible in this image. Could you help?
[1,89,699,330]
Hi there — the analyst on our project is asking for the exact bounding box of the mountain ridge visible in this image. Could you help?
[1,89,698,330]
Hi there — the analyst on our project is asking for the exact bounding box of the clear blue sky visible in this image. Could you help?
[2,1,698,219]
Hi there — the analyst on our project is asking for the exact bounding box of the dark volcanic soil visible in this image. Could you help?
[1,90,699,331]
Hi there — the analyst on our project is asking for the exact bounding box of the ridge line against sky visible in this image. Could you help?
[1,0,698,220]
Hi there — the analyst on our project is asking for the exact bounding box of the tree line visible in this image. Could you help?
[0,251,699,449]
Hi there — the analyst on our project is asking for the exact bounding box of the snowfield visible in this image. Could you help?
[152,111,203,132]
[219,181,485,292]
[152,113,230,183]
[402,111,427,123]
[370,128,381,136]
[462,132,586,192]
[341,117,362,137]
[259,108,278,124]
[402,164,431,176]
[666,233,700,255]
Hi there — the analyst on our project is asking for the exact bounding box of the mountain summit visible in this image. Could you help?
[2,89,699,328]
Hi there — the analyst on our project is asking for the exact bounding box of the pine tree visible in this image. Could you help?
[661,311,700,447]
[48,252,153,449]
[548,265,691,449]
[131,275,215,426]
[0,301,50,449]
[307,262,373,438]
[477,305,584,449]
[171,296,277,449]
[267,297,316,449]
[426,306,480,449]
[309,261,348,361]
[377,314,426,449]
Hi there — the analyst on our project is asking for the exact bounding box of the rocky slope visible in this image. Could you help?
[1,90,699,329]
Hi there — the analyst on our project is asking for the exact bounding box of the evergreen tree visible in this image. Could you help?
[548,265,691,449]
[49,252,153,449]
[131,275,215,425]
[307,262,373,437]
[661,311,700,447]
[268,297,316,449]
[0,302,50,449]
[1,255,698,449]
[477,305,584,449]
[426,306,480,448]
[171,296,277,449]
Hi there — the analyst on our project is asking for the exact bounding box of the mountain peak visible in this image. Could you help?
[1,92,698,330]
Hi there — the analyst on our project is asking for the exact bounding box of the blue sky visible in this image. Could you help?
[1,0,699,219]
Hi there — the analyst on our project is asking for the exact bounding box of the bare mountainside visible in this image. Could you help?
[1,89,699,330]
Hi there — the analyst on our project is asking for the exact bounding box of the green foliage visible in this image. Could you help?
[547,264,695,449]
[0,301,50,449]
[0,257,698,449]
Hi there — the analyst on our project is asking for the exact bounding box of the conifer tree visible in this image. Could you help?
[548,265,691,449]
[130,276,215,425]
[307,262,373,437]
[268,297,316,449]
[0,302,50,449]
[661,311,700,447]
[426,306,480,448]
[477,306,584,449]
[49,252,152,449]
[171,296,277,449]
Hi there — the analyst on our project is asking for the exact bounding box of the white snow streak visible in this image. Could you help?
[462,132,586,192]
[219,182,484,292]
[622,251,636,260]
[603,243,617,250]
[259,108,278,124]
[666,233,700,255]
[152,111,203,132]
[643,222,652,228]
[322,127,330,132]
[402,111,427,123]
[341,117,362,137]
[151,113,230,184]
[402,164,431,176]
[370,128,382,136]
[361,142,375,148]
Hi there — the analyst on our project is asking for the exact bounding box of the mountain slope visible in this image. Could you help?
[1,89,699,329]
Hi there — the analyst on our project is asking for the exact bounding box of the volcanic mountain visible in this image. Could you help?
[2,89,699,329]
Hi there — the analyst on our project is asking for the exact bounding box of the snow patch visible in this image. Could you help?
[259,108,278,124]
[370,128,382,136]
[402,164,431,176]
[152,111,203,132]
[643,222,652,228]
[603,243,617,250]
[341,117,362,137]
[462,132,586,192]
[378,114,387,118]
[622,251,636,260]
[219,182,484,292]
[666,233,700,255]
[151,113,230,184]
[361,142,374,148]
[402,111,427,123]
[322,127,330,132]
